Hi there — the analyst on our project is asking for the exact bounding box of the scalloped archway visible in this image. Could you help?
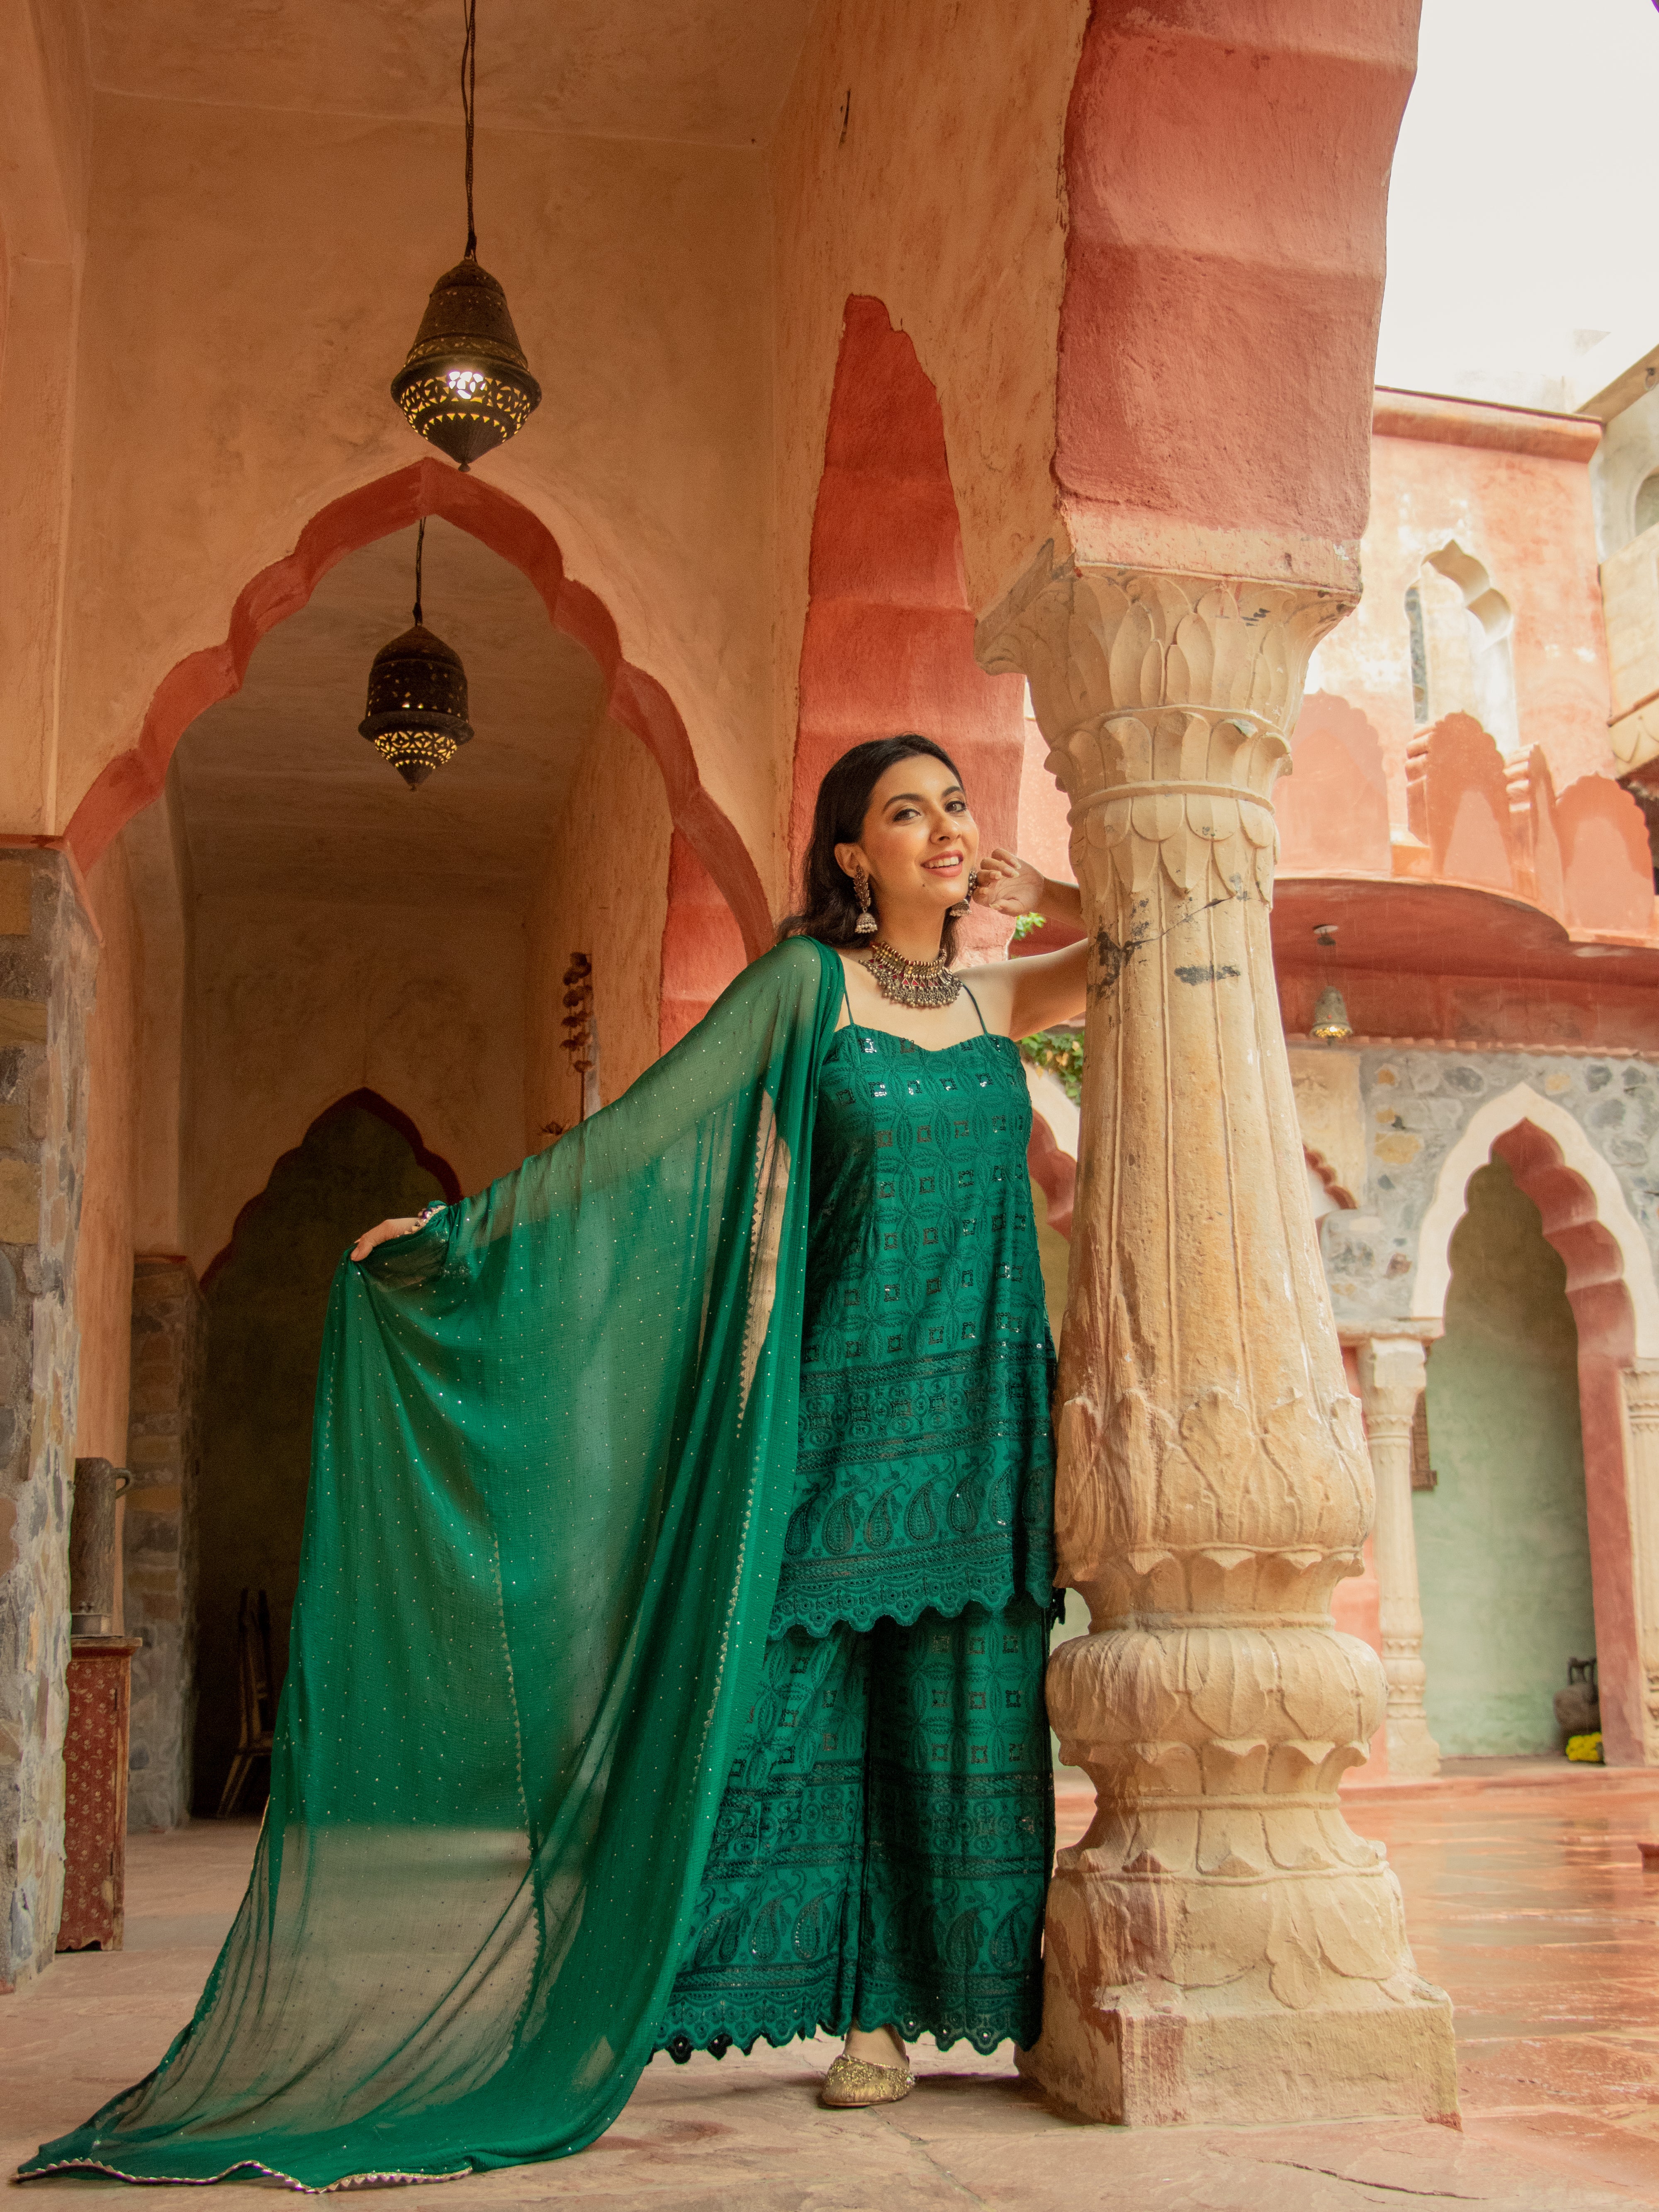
[65,459,771,961]
[1409,1082,1656,1764]
[201,1087,460,1290]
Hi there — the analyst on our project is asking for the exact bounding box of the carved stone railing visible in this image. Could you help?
[977,552,1458,2127]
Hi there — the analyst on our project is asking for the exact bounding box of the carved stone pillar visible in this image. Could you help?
[978,554,1457,2127]
[1622,1366,1659,1762]
[1356,1338,1440,1779]
[124,1258,206,1831]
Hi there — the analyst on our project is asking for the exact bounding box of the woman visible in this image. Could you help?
[22,736,1085,2191]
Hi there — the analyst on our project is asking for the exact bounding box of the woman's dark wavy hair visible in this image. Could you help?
[778,734,969,956]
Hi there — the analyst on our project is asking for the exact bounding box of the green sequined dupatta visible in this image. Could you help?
[22,936,842,2193]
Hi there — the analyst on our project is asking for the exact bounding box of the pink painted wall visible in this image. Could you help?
[0,0,92,842]
[659,833,746,1056]
[1314,412,1616,816]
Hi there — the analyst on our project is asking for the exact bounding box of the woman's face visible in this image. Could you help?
[835,753,979,919]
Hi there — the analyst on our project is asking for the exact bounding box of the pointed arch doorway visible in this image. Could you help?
[192,1093,456,1816]
[1410,1083,1659,1762]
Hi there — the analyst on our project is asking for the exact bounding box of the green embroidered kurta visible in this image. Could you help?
[778,1017,1056,1637]
[657,1001,1057,2059]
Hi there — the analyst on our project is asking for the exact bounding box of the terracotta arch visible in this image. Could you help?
[790,294,1026,904]
[1306,1145,1358,1214]
[1410,1083,1658,1355]
[66,458,771,962]
[201,1087,460,1291]
[787,291,1037,1241]
[1410,1085,1655,1765]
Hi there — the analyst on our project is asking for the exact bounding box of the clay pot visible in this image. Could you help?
[69,1456,131,1637]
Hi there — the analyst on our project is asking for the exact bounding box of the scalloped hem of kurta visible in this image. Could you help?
[764,1568,1058,1641]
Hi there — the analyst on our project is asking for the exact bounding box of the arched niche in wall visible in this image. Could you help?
[1555,774,1657,936]
[1408,1081,1655,1766]
[1418,1151,1595,1758]
[195,1089,457,1816]
[1276,692,1391,875]
[1405,712,1518,892]
[790,295,1025,950]
[1406,540,1520,756]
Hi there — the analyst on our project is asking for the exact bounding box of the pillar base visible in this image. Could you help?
[1019,1971,1460,2129]
[1385,1718,1442,1780]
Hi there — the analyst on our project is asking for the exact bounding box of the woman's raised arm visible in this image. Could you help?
[967,848,1089,1038]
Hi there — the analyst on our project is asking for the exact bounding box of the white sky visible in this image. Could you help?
[1377,0,1659,407]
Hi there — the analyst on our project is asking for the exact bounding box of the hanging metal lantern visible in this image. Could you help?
[391,258,540,471]
[358,520,474,788]
[1309,922,1353,1040]
[390,0,539,472]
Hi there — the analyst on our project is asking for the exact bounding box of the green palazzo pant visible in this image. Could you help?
[656,1596,1052,2060]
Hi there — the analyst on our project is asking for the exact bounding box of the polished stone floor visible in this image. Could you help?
[7,1762,1659,2207]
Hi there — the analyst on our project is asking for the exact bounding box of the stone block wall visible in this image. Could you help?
[1317,1045,1659,1338]
[123,1258,203,1832]
[0,850,96,1991]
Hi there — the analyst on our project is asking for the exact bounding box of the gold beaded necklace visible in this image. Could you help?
[861,936,961,1009]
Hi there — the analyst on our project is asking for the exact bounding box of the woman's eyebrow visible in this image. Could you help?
[884,785,965,809]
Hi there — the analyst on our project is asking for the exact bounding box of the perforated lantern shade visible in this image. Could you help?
[358,622,474,788]
[1311,984,1354,1042]
[390,257,540,470]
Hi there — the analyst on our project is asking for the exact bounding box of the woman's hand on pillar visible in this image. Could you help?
[974,848,1082,924]
[974,848,1045,914]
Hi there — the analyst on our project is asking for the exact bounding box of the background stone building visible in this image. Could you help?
[1028,387,1659,1780]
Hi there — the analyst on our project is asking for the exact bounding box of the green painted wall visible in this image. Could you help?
[1416,1157,1594,1757]
[193,1104,442,1813]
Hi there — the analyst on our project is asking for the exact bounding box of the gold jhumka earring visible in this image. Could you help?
[853,866,879,934]
[947,868,979,920]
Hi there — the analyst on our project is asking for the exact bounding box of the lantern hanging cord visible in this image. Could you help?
[413,517,426,627]
[461,0,478,259]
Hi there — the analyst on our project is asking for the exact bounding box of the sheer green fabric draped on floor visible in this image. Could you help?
[23,938,842,2193]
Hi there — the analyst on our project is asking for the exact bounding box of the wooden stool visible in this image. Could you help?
[217,1587,277,1818]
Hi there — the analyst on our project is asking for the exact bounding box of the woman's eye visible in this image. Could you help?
[947,800,968,814]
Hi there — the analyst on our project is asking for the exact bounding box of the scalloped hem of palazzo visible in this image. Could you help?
[654,2012,1033,2064]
